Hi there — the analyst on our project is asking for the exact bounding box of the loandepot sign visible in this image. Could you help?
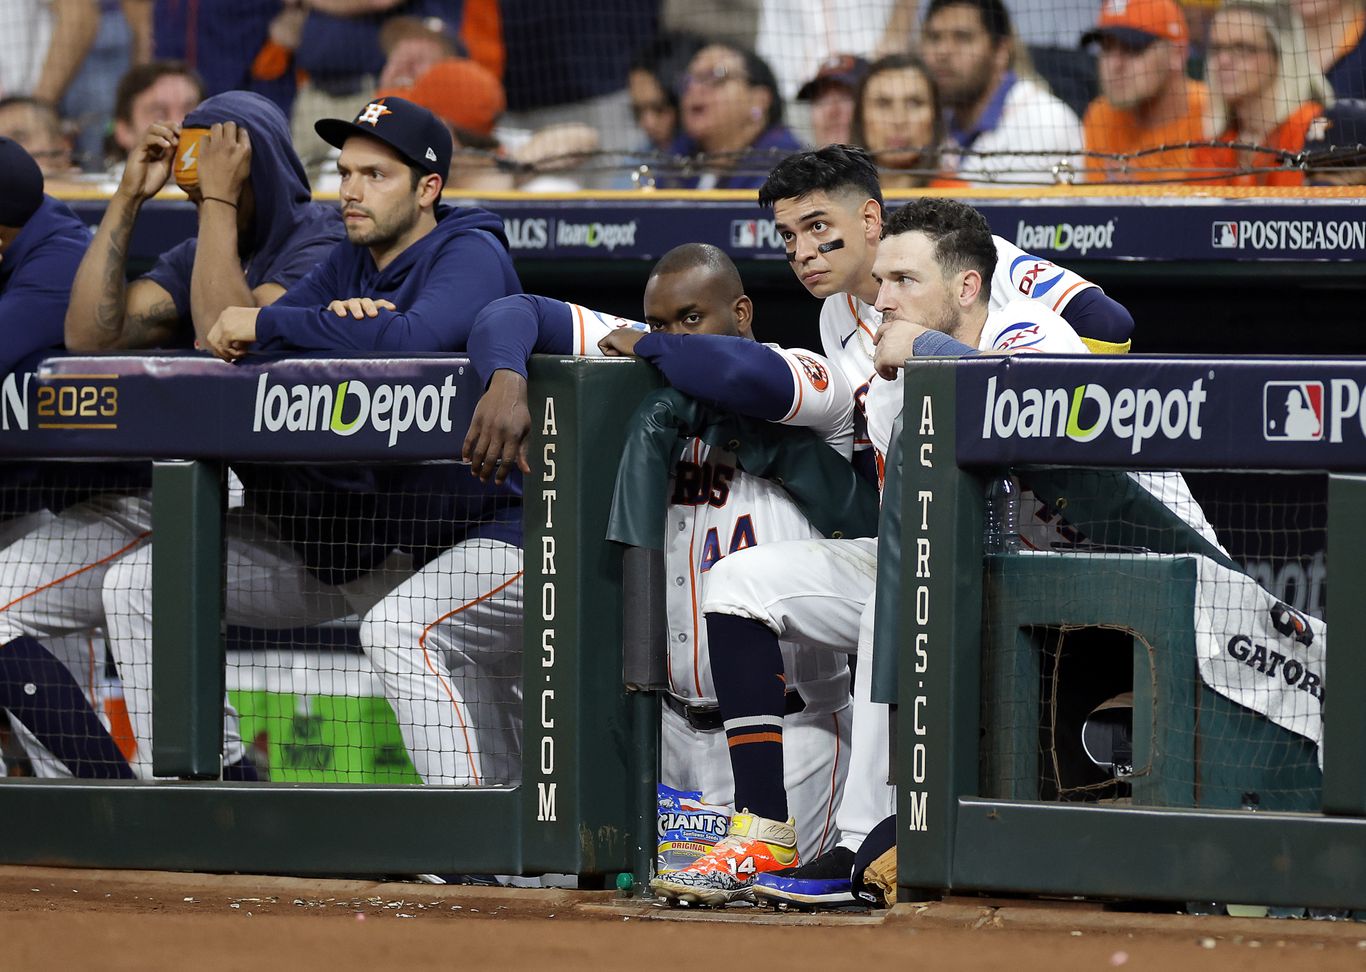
[251,373,462,446]
[981,376,1208,455]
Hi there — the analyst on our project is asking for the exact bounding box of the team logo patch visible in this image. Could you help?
[356,101,393,126]
[793,353,829,391]
[1263,381,1324,441]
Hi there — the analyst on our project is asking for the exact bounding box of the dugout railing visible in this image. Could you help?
[0,353,662,886]
[883,355,1366,910]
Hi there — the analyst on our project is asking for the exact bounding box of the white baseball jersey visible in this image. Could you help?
[568,303,855,704]
[863,303,1223,551]
[819,235,1099,454]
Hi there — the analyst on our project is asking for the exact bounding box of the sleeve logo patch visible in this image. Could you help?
[794,354,830,392]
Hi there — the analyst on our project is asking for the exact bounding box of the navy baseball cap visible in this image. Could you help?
[1303,101,1366,167]
[0,136,44,228]
[315,96,453,179]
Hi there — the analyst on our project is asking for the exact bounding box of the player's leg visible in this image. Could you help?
[754,591,894,907]
[702,537,876,824]
[781,703,852,863]
[102,510,354,778]
[358,539,524,786]
[0,496,150,778]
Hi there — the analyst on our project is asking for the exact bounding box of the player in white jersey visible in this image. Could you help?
[457,245,857,902]
[755,144,1132,480]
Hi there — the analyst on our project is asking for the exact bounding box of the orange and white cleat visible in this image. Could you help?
[650,811,799,906]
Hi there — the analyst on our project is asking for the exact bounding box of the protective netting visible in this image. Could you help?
[0,467,523,787]
[3,1,1361,192]
[980,468,1325,813]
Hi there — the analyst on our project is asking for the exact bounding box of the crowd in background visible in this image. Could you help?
[1,0,1364,190]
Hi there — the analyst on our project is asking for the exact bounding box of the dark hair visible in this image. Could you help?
[882,198,997,304]
[0,96,62,137]
[758,143,884,210]
[630,32,707,113]
[650,242,744,299]
[695,42,785,130]
[114,60,204,124]
[850,53,946,188]
[924,0,1013,46]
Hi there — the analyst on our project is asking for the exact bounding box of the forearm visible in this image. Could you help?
[65,195,141,351]
[121,0,153,64]
[32,0,99,103]
[190,202,254,344]
[635,333,793,420]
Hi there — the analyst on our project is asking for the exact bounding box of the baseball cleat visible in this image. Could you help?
[650,811,799,907]
[751,845,857,907]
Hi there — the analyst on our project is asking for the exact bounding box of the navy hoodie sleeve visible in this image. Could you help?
[1057,287,1134,344]
[0,252,71,376]
[632,333,796,421]
[141,238,197,320]
[265,245,344,310]
[468,294,575,384]
[253,233,513,353]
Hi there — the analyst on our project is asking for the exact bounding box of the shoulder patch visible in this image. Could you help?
[793,353,830,391]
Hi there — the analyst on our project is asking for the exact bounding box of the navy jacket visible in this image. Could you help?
[0,196,88,376]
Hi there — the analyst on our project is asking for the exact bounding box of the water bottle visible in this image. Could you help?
[983,474,1020,553]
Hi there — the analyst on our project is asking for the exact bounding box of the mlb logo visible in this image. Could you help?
[731,220,758,247]
[1263,381,1324,441]
[1212,222,1238,249]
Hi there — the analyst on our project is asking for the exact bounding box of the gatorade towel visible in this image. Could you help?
[657,784,730,874]
[174,127,211,190]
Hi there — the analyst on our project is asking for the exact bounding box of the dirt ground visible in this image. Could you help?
[1,865,1365,971]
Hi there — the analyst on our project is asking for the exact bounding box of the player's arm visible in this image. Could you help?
[1055,287,1134,345]
[997,238,1134,344]
[189,123,286,342]
[249,234,510,354]
[65,124,182,351]
[463,295,595,483]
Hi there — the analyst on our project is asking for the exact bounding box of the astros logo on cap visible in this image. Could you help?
[356,101,393,126]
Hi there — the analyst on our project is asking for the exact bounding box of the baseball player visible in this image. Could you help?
[0,91,341,780]
[757,144,1132,481]
[94,96,522,782]
[703,198,1219,907]
[461,244,856,905]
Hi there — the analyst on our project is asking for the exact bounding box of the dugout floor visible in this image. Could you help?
[0,865,1362,970]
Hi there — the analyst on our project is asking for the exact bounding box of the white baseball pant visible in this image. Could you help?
[358,538,524,787]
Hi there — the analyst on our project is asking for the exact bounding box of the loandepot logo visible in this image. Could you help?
[982,376,1207,455]
[251,373,460,446]
[555,220,637,251]
[1014,219,1116,256]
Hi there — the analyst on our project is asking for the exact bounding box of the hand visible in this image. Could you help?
[197,122,252,201]
[378,35,448,89]
[206,305,261,361]
[327,297,397,319]
[872,319,928,380]
[597,328,647,357]
[118,122,179,202]
[462,370,532,485]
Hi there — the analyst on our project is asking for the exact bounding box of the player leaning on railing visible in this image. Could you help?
[461,244,871,904]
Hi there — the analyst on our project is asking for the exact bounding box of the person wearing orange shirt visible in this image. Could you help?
[1080,0,1210,182]
[1194,0,1329,187]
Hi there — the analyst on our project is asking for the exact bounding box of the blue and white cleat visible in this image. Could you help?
[751,846,858,908]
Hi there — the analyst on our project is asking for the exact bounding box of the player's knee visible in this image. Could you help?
[698,552,770,618]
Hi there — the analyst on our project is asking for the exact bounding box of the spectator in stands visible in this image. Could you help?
[1080,0,1209,182]
[851,53,967,188]
[1294,0,1366,100]
[798,54,870,148]
[378,57,600,193]
[0,137,137,781]
[109,61,205,167]
[0,97,76,178]
[1195,0,1329,187]
[661,42,802,190]
[922,0,1084,184]
[629,33,706,158]
[1303,97,1366,182]
[0,0,98,106]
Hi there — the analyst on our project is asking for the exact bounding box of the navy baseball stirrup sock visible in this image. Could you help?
[705,613,788,822]
[0,636,135,779]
